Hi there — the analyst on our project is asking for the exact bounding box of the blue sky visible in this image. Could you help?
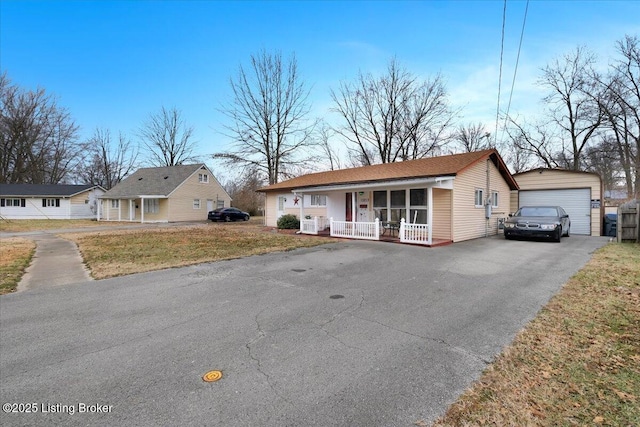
[2,0,639,173]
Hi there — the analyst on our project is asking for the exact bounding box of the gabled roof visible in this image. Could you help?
[260,149,518,191]
[514,167,601,178]
[0,184,104,197]
[102,164,210,198]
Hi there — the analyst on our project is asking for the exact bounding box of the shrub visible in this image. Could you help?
[277,214,300,229]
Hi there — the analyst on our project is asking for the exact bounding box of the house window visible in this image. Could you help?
[111,200,119,209]
[1,198,25,207]
[390,190,405,222]
[144,198,159,214]
[198,173,209,183]
[491,191,499,208]
[373,190,388,222]
[42,198,60,207]
[474,189,484,207]
[217,200,225,209]
[409,188,428,224]
[310,195,326,207]
[193,199,201,209]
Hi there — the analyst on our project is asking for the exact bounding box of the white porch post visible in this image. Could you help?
[351,192,356,222]
[97,200,101,221]
[297,193,304,231]
[118,199,122,221]
[129,200,134,221]
[427,186,433,245]
[141,197,145,223]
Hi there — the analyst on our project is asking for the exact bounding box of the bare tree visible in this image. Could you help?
[454,122,491,152]
[215,50,315,185]
[0,73,81,183]
[537,46,604,170]
[595,35,640,199]
[77,128,138,189]
[330,58,456,165]
[224,168,265,216]
[315,120,342,171]
[138,106,198,167]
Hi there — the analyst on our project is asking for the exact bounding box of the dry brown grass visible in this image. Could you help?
[430,243,640,427]
[0,237,36,294]
[65,222,333,279]
[0,218,130,232]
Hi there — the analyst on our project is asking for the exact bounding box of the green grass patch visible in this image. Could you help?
[430,243,640,427]
[0,238,36,294]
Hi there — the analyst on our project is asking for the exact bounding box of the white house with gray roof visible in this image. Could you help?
[98,164,231,223]
[0,184,105,219]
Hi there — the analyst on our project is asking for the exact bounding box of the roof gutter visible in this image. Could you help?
[290,176,455,193]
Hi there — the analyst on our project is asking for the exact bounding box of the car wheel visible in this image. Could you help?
[224,215,231,222]
[243,215,249,221]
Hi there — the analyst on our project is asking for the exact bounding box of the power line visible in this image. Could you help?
[502,0,530,141]
[494,0,507,147]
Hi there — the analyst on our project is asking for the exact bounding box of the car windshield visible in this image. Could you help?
[518,207,558,217]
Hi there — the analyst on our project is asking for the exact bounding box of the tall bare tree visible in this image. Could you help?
[538,46,604,170]
[454,122,491,152]
[596,35,640,199]
[331,58,456,165]
[0,73,81,183]
[138,106,198,167]
[77,128,138,189]
[215,50,315,185]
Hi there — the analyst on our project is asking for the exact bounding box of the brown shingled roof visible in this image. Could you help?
[260,149,518,191]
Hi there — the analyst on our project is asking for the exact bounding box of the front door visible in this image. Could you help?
[277,196,286,219]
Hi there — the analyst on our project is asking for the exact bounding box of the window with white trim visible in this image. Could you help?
[144,198,159,214]
[474,189,484,207]
[1,198,25,207]
[42,198,60,207]
[310,195,327,207]
[491,191,499,208]
[111,200,119,208]
[217,200,225,208]
[193,199,201,209]
[198,173,209,183]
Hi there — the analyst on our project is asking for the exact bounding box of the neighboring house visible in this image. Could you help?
[512,168,603,236]
[0,184,105,219]
[258,149,518,244]
[98,164,231,223]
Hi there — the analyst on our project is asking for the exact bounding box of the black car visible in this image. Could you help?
[504,206,570,242]
[208,207,250,222]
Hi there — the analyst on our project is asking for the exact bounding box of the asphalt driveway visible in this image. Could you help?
[0,235,609,426]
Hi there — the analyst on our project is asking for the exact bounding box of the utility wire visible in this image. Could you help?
[502,0,530,142]
[494,0,507,147]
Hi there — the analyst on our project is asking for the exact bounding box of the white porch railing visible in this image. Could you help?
[399,218,431,245]
[330,217,380,240]
[300,216,330,235]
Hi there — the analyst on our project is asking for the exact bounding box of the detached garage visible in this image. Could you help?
[513,169,603,236]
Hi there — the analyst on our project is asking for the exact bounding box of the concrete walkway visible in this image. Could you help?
[18,234,92,291]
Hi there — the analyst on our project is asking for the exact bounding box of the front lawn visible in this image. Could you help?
[0,238,36,294]
[66,222,332,279]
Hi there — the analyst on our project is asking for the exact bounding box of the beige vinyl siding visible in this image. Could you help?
[168,168,231,222]
[141,198,169,222]
[102,199,134,221]
[432,188,452,241]
[452,159,512,242]
[515,169,602,236]
[69,192,87,205]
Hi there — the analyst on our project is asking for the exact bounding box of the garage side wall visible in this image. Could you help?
[514,169,602,236]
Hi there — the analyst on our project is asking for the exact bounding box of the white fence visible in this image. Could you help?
[300,216,330,235]
[330,218,380,240]
[399,218,431,245]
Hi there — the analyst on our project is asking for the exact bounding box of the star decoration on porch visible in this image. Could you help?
[293,196,299,205]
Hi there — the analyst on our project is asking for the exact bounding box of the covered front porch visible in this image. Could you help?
[97,196,168,223]
[293,176,454,246]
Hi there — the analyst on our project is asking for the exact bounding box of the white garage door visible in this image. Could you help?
[519,189,591,235]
